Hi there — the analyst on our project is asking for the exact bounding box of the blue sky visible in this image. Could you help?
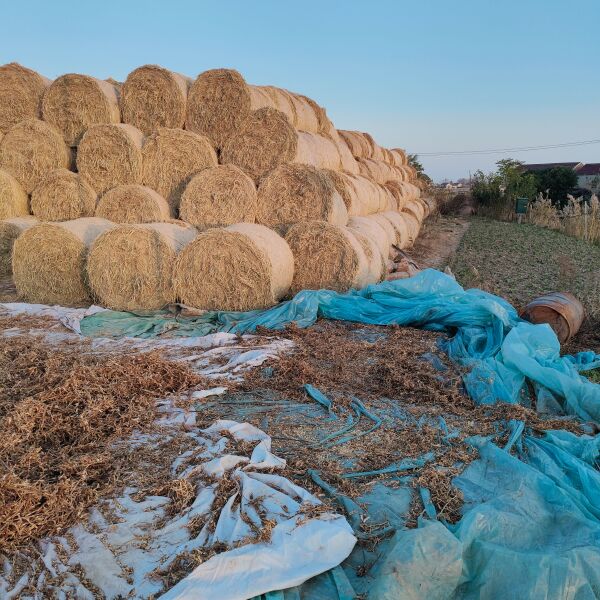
[2,0,598,181]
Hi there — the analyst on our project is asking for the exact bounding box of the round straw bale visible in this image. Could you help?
[319,124,360,174]
[12,217,114,305]
[324,170,364,216]
[351,230,385,286]
[87,222,196,310]
[399,211,421,246]
[77,123,144,195]
[295,131,342,170]
[358,158,404,185]
[390,148,407,166]
[30,169,97,221]
[173,222,293,311]
[179,165,257,229]
[222,108,344,182]
[338,130,373,159]
[379,211,411,249]
[186,69,323,149]
[384,181,408,211]
[42,74,120,146]
[142,128,217,212]
[284,221,369,294]
[95,185,171,223]
[370,213,399,257]
[404,199,425,223]
[0,216,38,277]
[0,63,51,133]
[121,65,191,135]
[0,119,71,193]
[0,169,29,218]
[257,164,348,231]
[347,215,391,259]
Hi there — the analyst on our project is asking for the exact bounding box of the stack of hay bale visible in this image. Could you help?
[0,63,434,311]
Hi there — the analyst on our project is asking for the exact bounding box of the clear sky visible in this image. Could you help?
[2,0,598,182]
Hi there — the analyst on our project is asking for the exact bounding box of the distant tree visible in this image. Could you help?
[531,167,578,206]
[471,158,536,208]
[407,153,431,184]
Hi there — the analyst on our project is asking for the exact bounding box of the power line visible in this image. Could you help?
[417,138,600,157]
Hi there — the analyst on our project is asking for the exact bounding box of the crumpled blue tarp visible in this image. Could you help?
[81,269,600,422]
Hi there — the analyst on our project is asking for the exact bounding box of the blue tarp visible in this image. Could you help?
[79,269,600,598]
[82,269,600,421]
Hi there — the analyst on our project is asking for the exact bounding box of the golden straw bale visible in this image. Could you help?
[186,69,323,148]
[221,108,345,182]
[142,128,217,212]
[77,123,144,195]
[95,185,172,223]
[31,169,97,221]
[284,221,369,294]
[351,229,385,285]
[173,222,294,311]
[0,63,51,133]
[42,74,120,146]
[390,148,407,166]
[324,170,365,217]
[12,217,114,305]
[338,130,372,159]
[87,222,196,310]
[404,199,426,223]
[0,119,71,193]
[121,65,191,135]
[179,165,257,229]
[0,169,29,218]
[256,163,348,231]
[0,216,38,277]
[370,213,400,257]
[399,211,421,246]
[384,181,409,211]
[379,211,412,249]
[348,215,392,259]
[357,157,405,185]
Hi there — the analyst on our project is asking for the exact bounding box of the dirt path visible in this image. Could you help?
[408,215,471,269]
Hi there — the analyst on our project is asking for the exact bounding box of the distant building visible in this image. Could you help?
[521,162,600,193]
[575,163,600,191]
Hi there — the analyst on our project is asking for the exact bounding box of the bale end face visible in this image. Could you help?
[173,222,293,311]
[284,221,368,296]
[95,185,172,223]
[87,223,196,311]
[179,164,257,229]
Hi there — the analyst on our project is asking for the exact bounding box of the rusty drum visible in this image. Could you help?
[520,292,585,344]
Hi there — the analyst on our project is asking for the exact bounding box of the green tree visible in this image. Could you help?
[407,153,431,184]
[471,159,536,208]
[531,167,578,206]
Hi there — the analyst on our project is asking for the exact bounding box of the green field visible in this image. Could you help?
[448,218,600,319]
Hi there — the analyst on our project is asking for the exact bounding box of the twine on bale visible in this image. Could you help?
[179,164,257,229]
[42,74,120,146]
[12,217,114,305]
[0,63,51,133]
[31,169,97,221]
[173,222,294,311]
[87,222,197,311]
[0,119,72,193]
[77,123,144,195]
[0,169,29,219]
[0,216,38,277]
[284,221,369,295]
[141,128,217,212]
[256,163,348,232]
[121,65,191,135]
[95,185,172,223]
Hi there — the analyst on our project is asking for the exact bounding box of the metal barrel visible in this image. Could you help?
[520,292,585,344]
